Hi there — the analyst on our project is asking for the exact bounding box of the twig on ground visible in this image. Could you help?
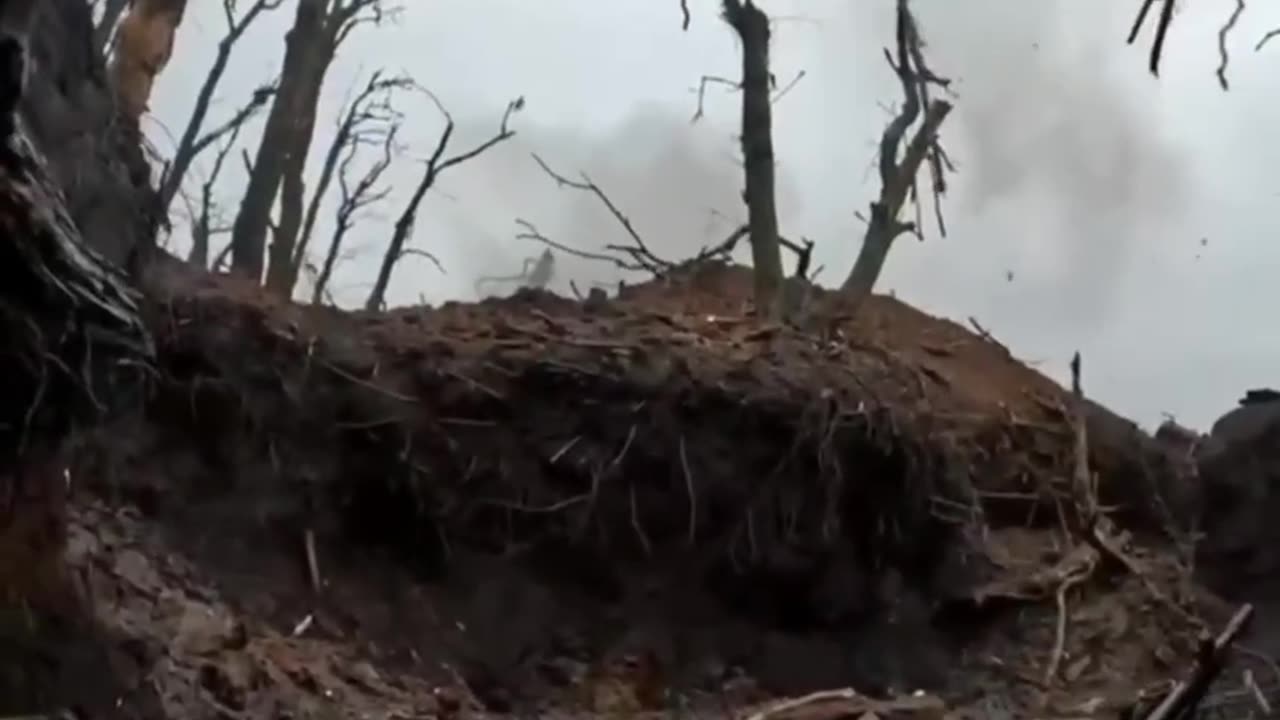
[629,482,652,556]
[304,528,321,593]
[967,316,1009,355]
[744,687,945,720]
[679,435,697,545]
[1043,568,1090,686]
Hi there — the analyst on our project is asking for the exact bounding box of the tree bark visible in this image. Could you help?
[228,0,324,281]
[264,55,328,295]
[722,0,784,319]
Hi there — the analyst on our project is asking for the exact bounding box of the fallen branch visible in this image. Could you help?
[1142,603,1254,720]
[744,688,945,720]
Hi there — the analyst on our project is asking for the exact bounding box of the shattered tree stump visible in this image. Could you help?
[0,34,151,712]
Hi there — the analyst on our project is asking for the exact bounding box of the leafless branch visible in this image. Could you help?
[312,119,400,304]
[1127,0,1176,77]
[158,0,284,212]
[691,74,739,122]
[1258,27,1280,51]
[293,70,413,296]
[529,152,672,274]
[187,110,248,268]
[1216,0,1246,90]
[680,0,691,30]
[364,93,522,310]
[514,218,647,273]
[397,247,446,274]
[836,0,952,311]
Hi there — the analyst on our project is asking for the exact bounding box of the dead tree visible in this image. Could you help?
[309,125,397,303]
[837,0,952,314]
[187,98,259,268]
[157,0,283,213]
[271,72,411,296]
[108,0,188,125]
[721,0,785,319]
[364,93,521,311]
[308,77,407,304]
[229,0,388,282]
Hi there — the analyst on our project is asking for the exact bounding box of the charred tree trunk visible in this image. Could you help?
[722,0,784,320]
[228,0,324,281]
[837,0,951,316]
[264,59,327,295]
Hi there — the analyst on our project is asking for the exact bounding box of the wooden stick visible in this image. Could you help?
[1143,603,1254,720]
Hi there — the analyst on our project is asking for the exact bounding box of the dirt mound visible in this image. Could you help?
[46,261,1260,718]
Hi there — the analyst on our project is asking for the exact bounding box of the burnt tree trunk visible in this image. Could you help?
[264,57,328,295]
[228,0,324,281]
[722,0,784,319]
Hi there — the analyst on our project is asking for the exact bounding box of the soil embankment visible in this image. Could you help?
[35,260,1260,718]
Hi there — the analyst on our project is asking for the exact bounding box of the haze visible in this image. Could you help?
[145,0,1280,431]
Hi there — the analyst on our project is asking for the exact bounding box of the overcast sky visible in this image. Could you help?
[145,0,1280,431]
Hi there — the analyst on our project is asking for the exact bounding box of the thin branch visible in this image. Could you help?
[364,93,521,310]
[514,218,646,273]
[158,0,284,211]
[1127,0,1176,77]
[1216,0,1246,90]
[188,109,248,268]
[292,70,413,294]
[530,152,670,274]
[1257,27,1280,51]
[312,118,400,304]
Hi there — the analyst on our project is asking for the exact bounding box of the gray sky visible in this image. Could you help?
[146,0,1280,431]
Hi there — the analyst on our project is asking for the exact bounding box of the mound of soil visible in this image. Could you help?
[34,260,1262,718]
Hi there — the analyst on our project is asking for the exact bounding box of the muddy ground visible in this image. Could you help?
[9,261,1278,718]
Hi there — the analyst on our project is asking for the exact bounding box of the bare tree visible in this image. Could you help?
[229,0,389,281]
[157,0,283,213]
[109,0,188,125]
[303,73,409,302]
[836,0,952,313]
[721,0,785,319]
[188,109,252,268]
[274,71,413,296]
[310,125,399,304]
[364,93,521,311]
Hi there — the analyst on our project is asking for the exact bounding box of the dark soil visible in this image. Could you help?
[8,260,1274,718]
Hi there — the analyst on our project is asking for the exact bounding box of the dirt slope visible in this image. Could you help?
[28,260,1266,718]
